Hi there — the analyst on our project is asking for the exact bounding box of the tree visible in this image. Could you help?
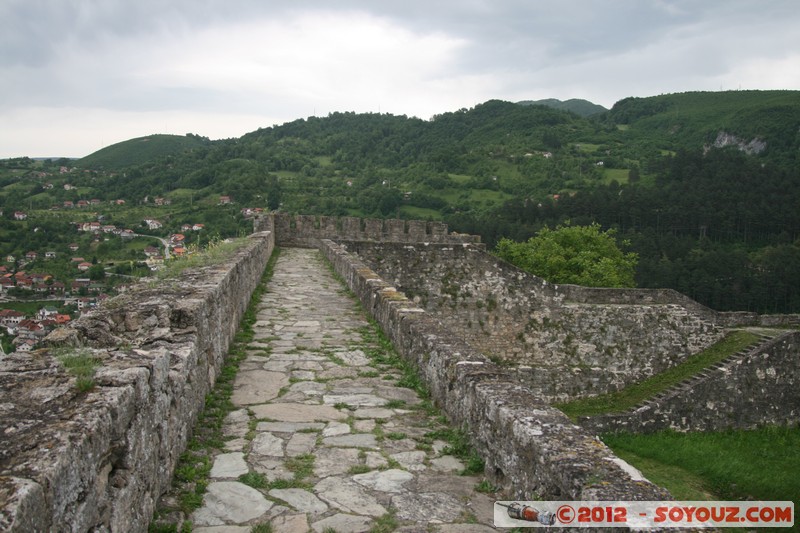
[494,223,638,287]
[88,264,106,281]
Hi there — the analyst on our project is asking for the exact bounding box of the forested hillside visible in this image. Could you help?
[3,91,800,313]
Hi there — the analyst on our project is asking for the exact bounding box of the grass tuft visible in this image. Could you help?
[56,349,101,392]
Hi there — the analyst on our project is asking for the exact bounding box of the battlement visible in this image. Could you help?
[254,213,482,247]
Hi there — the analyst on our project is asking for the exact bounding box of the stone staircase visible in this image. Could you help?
[578,328,790,434]
[636,329,782,408]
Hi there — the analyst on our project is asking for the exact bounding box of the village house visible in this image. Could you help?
[144,219,163,230]
[14,211,27,220]
[0,309,25,331]
[14,339,37,352]
[0,277,14,293]
[25,251,38,261]
[75,297,95,311]
[192,223,205,231]
[69,243,80,252]
[77,200,89,208]
[29,273,51,284]
[45,251,57,259]
[144,246,160,257]
[16,319,44,340]
[219,195,232,205]
[49,281,66,295]
[120,229,135,239]
[77,262,93,272]
[37,307,58,321]
[63,201,74,208]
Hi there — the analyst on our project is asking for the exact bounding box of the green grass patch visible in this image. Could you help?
[575,142,601,152]
[603,426,800,502]
[424,427,485,475]
[608,448,718,500]
[398,205,443,220]
[348,464,373,475]
[601,167,631,185]
[56,349,101,392]
[555,330,759,419]
[156,237,250,281]
[285,453,315,481]
[369,511,398,533]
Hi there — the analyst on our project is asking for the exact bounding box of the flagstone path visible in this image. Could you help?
[190,248,498,532]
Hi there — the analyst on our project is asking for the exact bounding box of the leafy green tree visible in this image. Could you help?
[494,223,638,287]
[88,264,106,280]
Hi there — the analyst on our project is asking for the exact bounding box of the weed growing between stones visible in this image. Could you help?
[370,510,399,533]
[55,348,100,392]
[149,248,281,532]
[423,427,485,476]
[285,453,315,482]
[155,237,250,281]
[348,464,373,475]
[474,479,500,493]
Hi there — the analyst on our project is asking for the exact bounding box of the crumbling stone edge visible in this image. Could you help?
[320,239,671,502]
[0,231,274,532]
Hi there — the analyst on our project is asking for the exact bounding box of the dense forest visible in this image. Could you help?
[3,91,799,313]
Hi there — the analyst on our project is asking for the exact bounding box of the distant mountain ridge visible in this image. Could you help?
[517,98,608,117]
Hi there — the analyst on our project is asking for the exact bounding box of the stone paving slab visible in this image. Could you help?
[186,248,499,531]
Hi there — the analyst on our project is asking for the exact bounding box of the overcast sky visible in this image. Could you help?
[2,0,798,158]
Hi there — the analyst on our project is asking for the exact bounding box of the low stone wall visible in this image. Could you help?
[254,213,481,248]
[320,239,670,502]
[580,331,800,434]
[0,232,274,532]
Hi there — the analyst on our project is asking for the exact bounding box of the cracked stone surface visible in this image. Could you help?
[177,248,497,531]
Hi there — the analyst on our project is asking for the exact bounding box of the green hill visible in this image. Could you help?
[609,90,800,155]
[518,98,608,117]
[7,90,799,314]
[78,133,212,170]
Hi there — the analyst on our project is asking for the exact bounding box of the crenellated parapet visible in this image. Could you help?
[254,213,481,248]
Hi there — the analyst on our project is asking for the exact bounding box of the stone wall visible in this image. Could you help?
[254,213,482,248]
[0,232,274,532]
[580,331,800,434]
[320,239,671,502]
[339,241,724,400]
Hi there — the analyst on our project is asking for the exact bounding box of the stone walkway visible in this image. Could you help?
[190,248,497,533]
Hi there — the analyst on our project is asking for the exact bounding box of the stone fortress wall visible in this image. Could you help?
[1,232,274,532]
[340,242,797,395]
[1,213,797,530]
[254,212,481,248]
